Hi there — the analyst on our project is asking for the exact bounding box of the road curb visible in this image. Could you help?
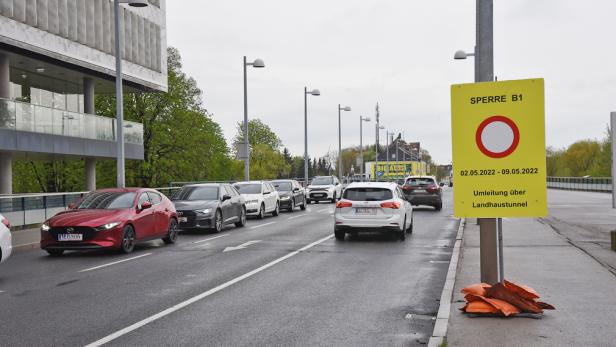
[427,218,465,347]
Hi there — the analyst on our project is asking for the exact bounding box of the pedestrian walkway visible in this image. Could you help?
[447,216,616,346]
[10,227,40,251]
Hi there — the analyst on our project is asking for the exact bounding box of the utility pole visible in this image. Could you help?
[476,0,499,285]
[611,111,616,208]
[375,103,380,182]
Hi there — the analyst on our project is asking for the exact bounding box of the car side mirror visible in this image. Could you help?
[293,187,299,192]
[263,191,271,195]
[68,203,76,209]
[140,201,152,210]
[335,182,340,186]
[439,182,445,187]
[222,194,231,201]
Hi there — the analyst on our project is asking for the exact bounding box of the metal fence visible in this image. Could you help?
[547,176,612,192]
[0,187,181,228]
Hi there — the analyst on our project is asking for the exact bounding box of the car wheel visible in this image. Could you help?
[46,249,64,257]
[163,218,178,244]
[120,225,136,254]
[334,229,345,241]
[315,200,319,204]
[300,197,306,210]
[257,204,265,219]
[331,192,337,204]
[288,199,295,212]
[272,202,280,216]
[435,202,442,211]
[407,217,414,234]
[399,219,407,241]
[235,207,247,227]
[212,209,223,233]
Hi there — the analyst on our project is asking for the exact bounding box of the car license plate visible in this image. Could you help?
[414,189,426,193]
[355,207,376,215]
[58,234,82,241]
[179,217,188,223]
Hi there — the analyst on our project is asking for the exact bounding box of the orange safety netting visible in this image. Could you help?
[459,280,555,317]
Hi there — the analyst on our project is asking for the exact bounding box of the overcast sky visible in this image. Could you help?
[166,0,616,165]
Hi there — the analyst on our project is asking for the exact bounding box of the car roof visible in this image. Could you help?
[234,181,266,184]
[271,179,294,182]
[344,181,397,190]
[406,175,437,180]
[94,188,143,193]
[184,183,223,188]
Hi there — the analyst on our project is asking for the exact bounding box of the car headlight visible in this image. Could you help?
[196,208,212,214]
[41,223,51,231]
[95,222,121,231]
[280,196,291,200]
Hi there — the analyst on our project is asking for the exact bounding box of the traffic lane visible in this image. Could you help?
[0,205,337,346]
[0,206,326,291]
[103,192,458,346]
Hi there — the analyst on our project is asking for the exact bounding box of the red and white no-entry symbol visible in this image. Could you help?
[475,115,520,158]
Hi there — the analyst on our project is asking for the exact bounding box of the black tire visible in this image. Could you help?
[235,207,247,227]
[300,197,306,210]
[272,202,280,216]
[315,200,319,204]
[257,204,265,219]
[46,249,64,257]
[162,218,178,244]
[287,199,295,212]
[399,219,407,241]
[307,199,311,204]
[212,209,223,233]
[331,192,337,204]
[119,225,136,254]
[335,229,345,241]
[406,217,414,234]
[435,202,442,211]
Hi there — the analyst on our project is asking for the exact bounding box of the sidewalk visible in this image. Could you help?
[447,216,616,346]
[10,227,41,251]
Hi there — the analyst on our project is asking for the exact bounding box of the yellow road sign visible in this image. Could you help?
[451,78,547,217]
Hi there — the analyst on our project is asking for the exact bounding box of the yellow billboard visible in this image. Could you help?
[371,161,426,178]
[451,78,547,218]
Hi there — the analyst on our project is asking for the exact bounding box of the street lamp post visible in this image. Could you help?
[338,104,351,179]
[304,87,320,187]
[375,124,384,181]
[359,116,371,178]
[114,0,148,188]
[386,130,395,180]
[242,56,265,181]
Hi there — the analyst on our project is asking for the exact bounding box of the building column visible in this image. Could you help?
[83,77,96,191]
[0,153,12,195]
[0,55,12,195]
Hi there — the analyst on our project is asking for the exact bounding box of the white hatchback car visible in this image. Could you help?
[334,182,413,241]
[0,213,12,263]
[234,181,280,219]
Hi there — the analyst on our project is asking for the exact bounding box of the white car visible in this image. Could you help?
[0,213,12,263]
[334,182,413,241]
[307,175,343,204]
[234,181,280,219]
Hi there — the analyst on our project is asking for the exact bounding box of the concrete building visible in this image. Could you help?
[0,0,167,194]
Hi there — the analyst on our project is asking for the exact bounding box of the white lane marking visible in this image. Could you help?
[0,290,5,294]
[287,214,307,220]
[84,234,333,347]
[250,221,276,229]
[222,240,262,253]
[429,260,450,264]
[318,208,330,212]
[192,234,227,244]
[78,253,153,273]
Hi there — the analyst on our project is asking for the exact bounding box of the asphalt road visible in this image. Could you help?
[0,189,458,347]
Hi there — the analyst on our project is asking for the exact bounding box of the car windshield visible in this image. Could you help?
[343,188,393,201]
[234,184,262,194]
[76,192,136,209]
[407,177,435,186]
[172,186,219,201]
[312,177,333,185]
[273,182,292,191]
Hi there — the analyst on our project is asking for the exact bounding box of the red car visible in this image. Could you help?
[40,188,178,256]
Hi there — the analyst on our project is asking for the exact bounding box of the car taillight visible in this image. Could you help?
[380,201,401,209]
[402,185,413,191]
[1,217,10,228]
[426,184,440,193]
[336,200,353,208]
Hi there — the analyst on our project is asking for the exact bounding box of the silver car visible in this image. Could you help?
[334,182,413,241]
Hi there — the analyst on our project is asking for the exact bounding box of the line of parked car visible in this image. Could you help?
[0,174,445,262]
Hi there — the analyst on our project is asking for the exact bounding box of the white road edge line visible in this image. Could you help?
[318,208,330,212]
[78,253,153,273]
[250,221,276,229]
[287,214,307,220]
[427,218,466,347]
[192,234,228,244]
[84,234,334,347]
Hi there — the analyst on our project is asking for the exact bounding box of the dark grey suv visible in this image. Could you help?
[401,176,443,210]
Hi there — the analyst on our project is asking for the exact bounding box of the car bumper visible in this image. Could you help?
[179,217,213,229]
[245,203,261,216]
[40,227,123,250]
[406,194,441,206]
[279,199,293,209]
[308,191,334,200]
[334,214,404,231]
[0,232,12,263]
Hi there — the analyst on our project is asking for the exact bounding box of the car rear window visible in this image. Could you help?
[343,188,393,201]
[406,177,435,186]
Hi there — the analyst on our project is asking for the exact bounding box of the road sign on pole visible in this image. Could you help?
[451,78,547,218]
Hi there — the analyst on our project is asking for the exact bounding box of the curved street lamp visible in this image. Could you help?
[304,87,320,186]
[338,105,351,179]
[243,56,266,181]
[359,116,371,177]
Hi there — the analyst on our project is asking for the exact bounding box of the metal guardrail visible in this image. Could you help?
[0,187,181,228]
[547,176,612,192]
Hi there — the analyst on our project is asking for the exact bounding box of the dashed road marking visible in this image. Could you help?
[287,214,307,220]
[78,253,153,273]
[250,222,276,229]
[192,234,227,244]
[84,234,334,347]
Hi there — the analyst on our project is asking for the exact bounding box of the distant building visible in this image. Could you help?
[0,0,167,194]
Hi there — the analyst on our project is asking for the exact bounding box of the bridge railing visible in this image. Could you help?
[547,176,612,192]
